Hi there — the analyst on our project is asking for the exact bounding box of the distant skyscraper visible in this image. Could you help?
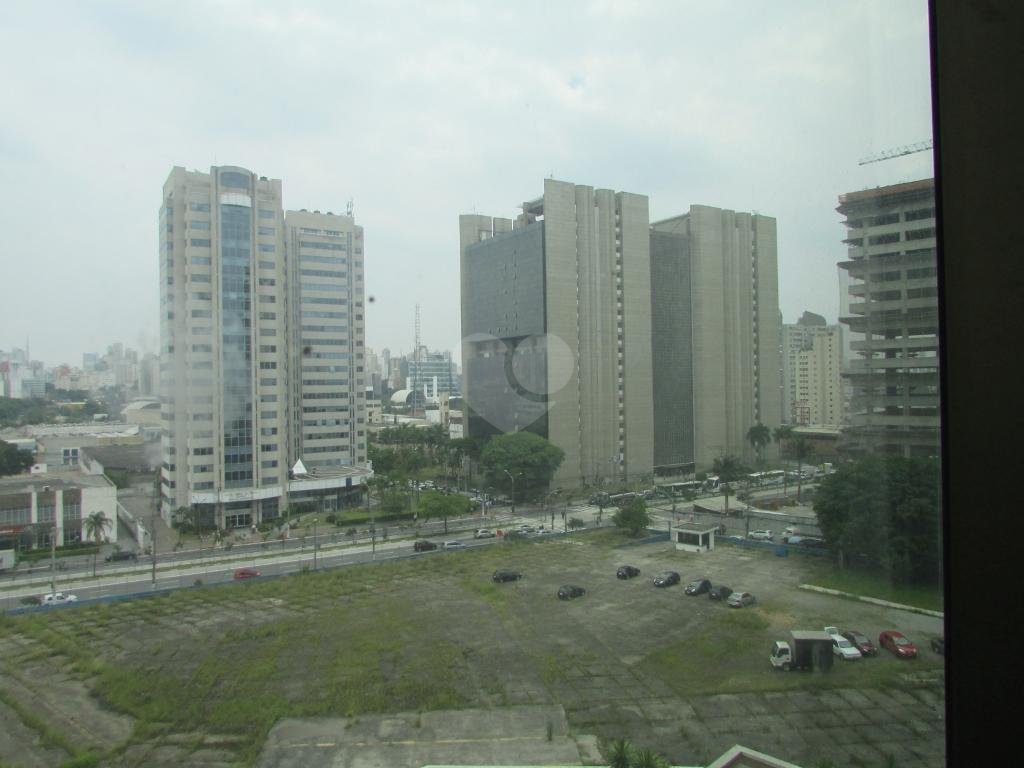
[460,179,654,486]
[650,206,782,469]
[781,312,844,427]
[837,178,939,457]
[159,166,370,530]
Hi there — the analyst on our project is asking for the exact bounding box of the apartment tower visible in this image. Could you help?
[159,166,370,529]
[781,312,844,428]
[837,178,939,457]
[460,179,654,487]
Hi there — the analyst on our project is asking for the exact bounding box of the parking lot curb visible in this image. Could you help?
[798,584,944,618]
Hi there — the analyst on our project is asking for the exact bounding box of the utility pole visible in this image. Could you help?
[151,512,157,586]
[49,525,57,595]
[313,517,319,571]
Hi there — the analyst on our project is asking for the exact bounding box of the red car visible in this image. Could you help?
[233,567,261,580]
[879,630,918,659]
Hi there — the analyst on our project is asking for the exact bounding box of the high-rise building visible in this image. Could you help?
[781,312,844,427]
[650,206,782,469]
[460,179,654,487]
[407,348,460,398]
[159,166,370,529]
[837,178,939,458]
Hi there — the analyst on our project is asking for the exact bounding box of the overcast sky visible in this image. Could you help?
[0,0,933,368]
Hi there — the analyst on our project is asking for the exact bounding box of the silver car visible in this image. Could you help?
[727,591,756,608]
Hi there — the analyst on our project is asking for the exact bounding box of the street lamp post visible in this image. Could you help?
[49,525,57,595]
[313,517,319,571]
[501,469,522,517]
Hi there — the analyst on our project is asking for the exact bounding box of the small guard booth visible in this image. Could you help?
[674,524,720,553]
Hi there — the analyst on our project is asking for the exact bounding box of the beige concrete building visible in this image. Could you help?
[460,179,654,487]
[837,178,939,457]
[0,468,118,549]
[651,206,782,469]
[782,312,844,428]
[159,166,370,530]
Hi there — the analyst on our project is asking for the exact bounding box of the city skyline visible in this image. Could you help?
[0,2,933,366]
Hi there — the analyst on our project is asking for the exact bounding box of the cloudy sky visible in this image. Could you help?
[0,0,933,367]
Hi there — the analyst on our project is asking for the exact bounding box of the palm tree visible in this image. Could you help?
[791,436,812,502]
[773,424,795,496]
[607,738,632,768]
[712,454,748,518]
[746,423,771,467]
[83,511,110,577]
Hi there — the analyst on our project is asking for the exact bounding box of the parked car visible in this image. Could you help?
[727,591,756,608]
[930,636,945,655]
[684,578,712,595]
[653,571,681,587]
[748,530,773,541]
[104,550,138,563]
[825,626,862,660]
[233,567,260,580]
[841,630,877,656]
[413,540,438,552]
[474,528,495,539]
[492,570,522,583]
[616,565,640,579]
[40,592,78,605]
[709,585,733,601]
[557,584,586,600]
[879,630,918,659]
[518,524,537,534]
[442,540,464,549]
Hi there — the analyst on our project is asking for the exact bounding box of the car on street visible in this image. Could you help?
[684,578,712,595]
[442,540,464,549]
[727,591,756,608]
[474,529,495,539]
[557,584,586,600]
[616,565,641,579]
[413,540,438,552]
[825,626,863,660]
[105,550,138,563]
[931,636,945,655]
[842,630,877,656]
[40,592,78,605]
[653,571,681,587]
[492,570,522,583]
[879,630,918,659]
[233,568,260,580]
[709,585,732,601]
[748,530,773,541]
[518,524,537,534]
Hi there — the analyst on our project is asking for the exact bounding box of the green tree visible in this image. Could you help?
[83,510,111,545]
[612,497,650,536]
[417,490,472,533]
[712,454,749,517]
[0,439,33,477]
[814,455,941,585]
[606,738,632,768]
[746,423,771,467]
[480,432,565,502]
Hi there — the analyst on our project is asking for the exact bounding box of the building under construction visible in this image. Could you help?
[837,178,940,458]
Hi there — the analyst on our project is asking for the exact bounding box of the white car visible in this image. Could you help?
[40,592,78,606]
[748,530,773,541]
[473,529,495,539]
[442,540,464,549]
[825,626,862,660]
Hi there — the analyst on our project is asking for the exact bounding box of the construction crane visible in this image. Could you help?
[412,304,422,415]
[857,139,933,166]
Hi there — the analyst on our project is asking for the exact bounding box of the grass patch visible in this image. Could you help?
[806,567,944,613]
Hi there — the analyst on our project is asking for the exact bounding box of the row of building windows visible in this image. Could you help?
[300,240,346,250]
[300,268,347,279]
[300,282,346,293]
[302,378,348,386]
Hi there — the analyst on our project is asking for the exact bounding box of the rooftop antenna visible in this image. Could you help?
[857,139,933,165]
[346,198,353,217]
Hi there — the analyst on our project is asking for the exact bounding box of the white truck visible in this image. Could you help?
[0,549,16,572]
[769,630,834,672]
